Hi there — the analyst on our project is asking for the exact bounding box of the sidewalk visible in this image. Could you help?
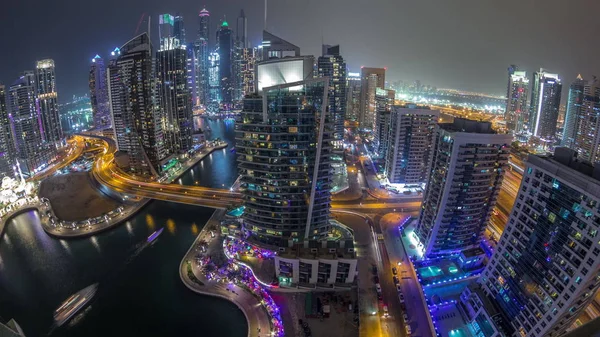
[180,209,282,337]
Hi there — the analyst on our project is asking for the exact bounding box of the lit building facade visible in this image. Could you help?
[562,75,600,163]
[158,14,175,50]
[208,52,221,105]
[240,47,256,97]
[0,85,14,177]
[108,33,165,176]
[346,72,361,121]
[156,45,193,156]
[89,55,111,129]
[505,70,529,134]
[217,20,234,106]
[416,118,511,257]
[8,72,54,176]
[236,78,333,247]
[193,7,210,106]
[385,105,439,184]
[173,14,186,44]
[259,31,300,61]
[318,45,347,153]
[35,59,63,146]
[529,69,562,140]
[359,67,385,130]
[256,56,314,92]
[479,148,600,337]
[374,88,394,158]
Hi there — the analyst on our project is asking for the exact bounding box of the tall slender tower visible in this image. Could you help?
[217,19,234,106]
[194,8,210,106]
[8,72,51,176]
[173,14,186,45]
[505,70,529,134]
[529,69,562,140]
[108,33,164,176]
[89,55,111,129]
[35,59,63,145]
[158,14,175,50]
[562,75,600,162]
[0,84,14,177]
[156,43,193,156]
[236,10,248,48]
[359,67,385,130]
[318,44,347,154]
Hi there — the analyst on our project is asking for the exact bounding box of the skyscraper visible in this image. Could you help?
[108,33,165,176]
[346,72,361,121]
[8,72,53,176]
[156,44,193,156]
[529,69,562,140]
[359,67,385,130]
[416,118,511,257]
[217,19,234,106]
[236,9,248,48]
[259,31,300,61]
[194,7,210,106]
[256,56,314,92]
[35,59,63,145]
[0,85,14,177]
[207,52,221,105]
[374,88,394,158]
[89,55,111,129]
[318,45,347,153]
[236,78,333,247]
[384,105,439,185]
[562,75,600,163]
[173,14,186,45]
[505,70,529,134]
[240,47,256,97]
[478,147,600,337]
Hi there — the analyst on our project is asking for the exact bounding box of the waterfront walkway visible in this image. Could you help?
[179,209,275,337]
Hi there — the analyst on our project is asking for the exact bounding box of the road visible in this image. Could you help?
[28,135,86,181]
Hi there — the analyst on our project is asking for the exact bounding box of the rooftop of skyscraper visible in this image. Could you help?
[531,147,600,188]
[438,117,496,134]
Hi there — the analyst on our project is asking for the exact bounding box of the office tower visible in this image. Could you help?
[562,76,600,163]
[529,69,562,139]
[477,147,600,337]
[89,55,111,129]
[506,64,518,98]
[156,44,193,156]
[8,72,53,176]
[374,88,395,158]
[318,45,347,153]
[385,105,439,184]
[240,47,256,97]
[259,31,300,61]
[35,59,63,145]
[236,9,248,48]
[194,7,210,106]
[208,52,221,105]
[173,14,186,45]
[505,70,529,134]
[217,19,234,106]
[108,33,164,176]
[359,67,385,130]
[236,78,333,247]
[0,85,14,177]
[346,72,361,121]
[415,118,511,257]
[186,46,196,106]
[256,56,314,92]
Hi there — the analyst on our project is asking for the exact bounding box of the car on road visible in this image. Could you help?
[374,276,380,283]
[375,283,382,293]
[383,305,389,317]
[396,285,402,292]
[398,292,405,304]
[405,324,412,335]
[392,267,397,275]
[403,313,409,323]
[372,265,378,274]
[393,276,399,284]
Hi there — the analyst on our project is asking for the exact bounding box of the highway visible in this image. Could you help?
[28,136,86,181]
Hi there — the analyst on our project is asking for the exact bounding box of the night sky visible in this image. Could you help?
[2,0,599,101]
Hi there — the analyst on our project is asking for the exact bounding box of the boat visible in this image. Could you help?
[147,227,164,243]
[54,283,98,327]
[230,147,236,152]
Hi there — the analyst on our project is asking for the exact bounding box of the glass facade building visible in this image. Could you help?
[236,78,333,247]
[89,55,111,129]
[318,45,347,153]
[529,69,562,140]
[505,70,529,134]
[35,59,63,145]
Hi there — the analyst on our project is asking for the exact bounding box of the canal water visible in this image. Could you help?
[0,118,243,337]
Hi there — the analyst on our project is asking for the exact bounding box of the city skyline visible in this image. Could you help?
[2,0,600,100]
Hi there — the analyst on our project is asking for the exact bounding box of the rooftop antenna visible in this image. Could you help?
[264,0,267,30]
